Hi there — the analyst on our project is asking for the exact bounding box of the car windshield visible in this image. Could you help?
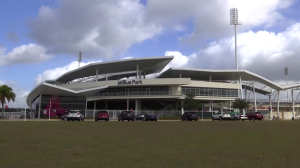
[69,111,79,113]
[255,112,262,114]
[123,111,132,114]
[147,114,155,116]
[99,111,108,114]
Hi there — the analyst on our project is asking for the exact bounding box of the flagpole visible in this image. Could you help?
[49,99,51,121]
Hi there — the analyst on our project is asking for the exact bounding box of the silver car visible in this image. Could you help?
[66,110,84,121]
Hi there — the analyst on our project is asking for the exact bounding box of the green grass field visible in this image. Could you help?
[0,120,299,168]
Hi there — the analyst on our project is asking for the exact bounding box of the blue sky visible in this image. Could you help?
[1,0,300,107]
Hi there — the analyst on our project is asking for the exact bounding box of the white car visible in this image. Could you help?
[240,114,248,121]
[66,110,84,121]
[212,112,231,121]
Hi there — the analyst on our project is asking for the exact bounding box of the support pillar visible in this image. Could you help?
[179,74,181,78]
[211,101,214,113]
[292,90,295,119]
[136,65,139,79]
[277,91,280,119]
[127,99,129,111]
[38,94,42,119]
[85,98,88,118]
[209,76,212,82]
[105,101,108,110]
[220,102,223,112]
[93,101,96,118]
[269,94,272,120]
[253,83,257,112]
[181,100,184,114]
[209,101,212,112]
[135,99,139,115]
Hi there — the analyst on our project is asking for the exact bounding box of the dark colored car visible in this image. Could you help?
[181,112,198,121]
[118,111,135,121]
[144,113,157,121]
[247,112,264,121]
[135,114,145,121]
[20,112,30,119]
[95,111,109,121]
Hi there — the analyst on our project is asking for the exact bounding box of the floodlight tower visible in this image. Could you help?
[78,51,82,68]
[230,8,242,70]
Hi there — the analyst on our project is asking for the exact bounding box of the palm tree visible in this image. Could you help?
[183,93,201,110]
[0,85,16,118]
[232,98,250,114]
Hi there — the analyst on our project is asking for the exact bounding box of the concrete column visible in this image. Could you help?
[220,102,223,112]
[139,71,142,80]
[181,100,184,114]
[106,75,108,81]
[127,99,129,111]
[269,94,272,120]
[85,98,88,118]
[277,91,280,119]
[209,76,212,82]
[292,90,295,119]
[209,101,212,112]
[93,101,96,118]
[105,101,108,110]
[96,69,98,81]
[253,83,257,112]
[135,99,139,115]
[136,65,139,79]
[211,101,214,113]
[143,72,146,79]
[179,74,181,78]
[239,76,244,99]
[38,94,42,119]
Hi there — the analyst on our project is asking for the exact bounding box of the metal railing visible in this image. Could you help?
[0,112,35,119]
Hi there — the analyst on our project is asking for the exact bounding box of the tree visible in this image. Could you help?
[232,98,250,114]
[183,93,201,110]
[0,85,16,118]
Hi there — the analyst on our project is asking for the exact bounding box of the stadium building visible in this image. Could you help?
[27,56,300,119]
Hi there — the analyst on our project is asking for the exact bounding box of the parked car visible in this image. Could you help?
[65,110,84,121]
[135,114,145,121]
[20,112,30,119]
[247,112,264,121]
[95,111,109,121]
[61,111,69,121]
[212,112,231,121]
[118,111,135,121]
[181,112,198,121]
[240,114,248,121]
[229,112,241,120]
[144,113,157,121]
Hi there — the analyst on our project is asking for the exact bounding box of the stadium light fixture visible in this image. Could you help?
[230,8,242,70]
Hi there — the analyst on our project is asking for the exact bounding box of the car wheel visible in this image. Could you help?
[195,119,197,121]
[234,117,237,121]
[181,118,184,121]
[95,119,98,121]
[219,117,222,121]
[155,120,157,122]
[252,118,255,121]
[242,119,245,121]
[107,119,110,121]
[81,118,84,121]
[64,118,67,121]
[212,118,214,121]
[122,119,124,121]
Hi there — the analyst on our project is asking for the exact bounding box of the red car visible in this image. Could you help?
[95,111,109,121]
[247,112,264,121]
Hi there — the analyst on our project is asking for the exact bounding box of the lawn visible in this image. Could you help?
[0,120,299,168]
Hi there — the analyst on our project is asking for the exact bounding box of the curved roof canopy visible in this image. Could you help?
[158,68,300,93]
[56,56,173,83]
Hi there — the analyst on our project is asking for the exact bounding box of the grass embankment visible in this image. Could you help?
[0,121,299,168]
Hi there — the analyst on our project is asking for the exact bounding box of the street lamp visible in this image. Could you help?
[230,8,242,70]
